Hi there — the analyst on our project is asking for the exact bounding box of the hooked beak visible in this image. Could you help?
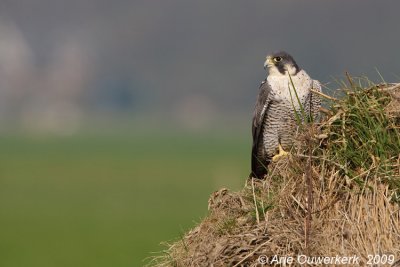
[264,56,272,70]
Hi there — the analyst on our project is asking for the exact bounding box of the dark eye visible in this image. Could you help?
[274,57,282,62]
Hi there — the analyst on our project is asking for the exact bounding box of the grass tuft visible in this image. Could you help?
[319,78,400,202]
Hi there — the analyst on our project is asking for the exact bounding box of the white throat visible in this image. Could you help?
[267,69,312,106]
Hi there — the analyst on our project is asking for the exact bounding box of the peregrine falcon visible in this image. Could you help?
[250,51,321,179]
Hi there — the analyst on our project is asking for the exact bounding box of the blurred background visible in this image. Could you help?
[0,0,399,266]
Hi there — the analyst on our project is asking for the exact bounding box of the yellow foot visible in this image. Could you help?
[272,144,289,162]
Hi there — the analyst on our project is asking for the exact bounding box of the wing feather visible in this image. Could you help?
[250,80,272,178]
[310,80,322,121]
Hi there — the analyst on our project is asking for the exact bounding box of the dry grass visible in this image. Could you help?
[148,81,400,267]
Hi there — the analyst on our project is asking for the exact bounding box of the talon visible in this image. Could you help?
[272,144,289,162]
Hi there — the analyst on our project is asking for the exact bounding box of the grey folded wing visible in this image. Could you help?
[251,80,272,175]
[310,80,322,121]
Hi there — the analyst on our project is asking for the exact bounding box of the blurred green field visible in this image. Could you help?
[0,132,249,266]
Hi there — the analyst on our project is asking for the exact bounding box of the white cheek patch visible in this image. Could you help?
[286,64,298,75]
[268,64,297,77]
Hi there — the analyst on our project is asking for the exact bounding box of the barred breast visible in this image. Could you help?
[258,100,301,161]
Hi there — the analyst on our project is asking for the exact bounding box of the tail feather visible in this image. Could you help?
[250,153,269,179]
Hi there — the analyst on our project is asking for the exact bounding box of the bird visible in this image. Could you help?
[250,51,321,179]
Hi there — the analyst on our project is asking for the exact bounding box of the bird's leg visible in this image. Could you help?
[272,143,289,162]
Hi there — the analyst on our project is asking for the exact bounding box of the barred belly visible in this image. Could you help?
[259,98,310,161]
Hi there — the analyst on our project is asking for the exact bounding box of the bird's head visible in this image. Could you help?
[264,51,300,76]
